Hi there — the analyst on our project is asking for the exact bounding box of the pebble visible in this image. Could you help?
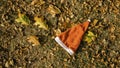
[64,59,67,62]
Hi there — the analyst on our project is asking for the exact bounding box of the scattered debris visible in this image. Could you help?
[34,16,48,30]
[15,12,30,25]
[27,36,40,46]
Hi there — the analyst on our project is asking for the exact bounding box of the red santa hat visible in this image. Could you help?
[55,19,90,55]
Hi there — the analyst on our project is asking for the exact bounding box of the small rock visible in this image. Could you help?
[0,66,2,68]
[27,35,40,46]
[0,24,5,27]
[92,19,98,27]
[64,59,67,62]
[54,29,61,36]
[31,0,45,5]
[107,58,111,62]
[110,25,115,33]
[9,60,14,66]
[110,63,114,68]
[5,61,9,68]
[47,5,61,17]
[110,51,116,57]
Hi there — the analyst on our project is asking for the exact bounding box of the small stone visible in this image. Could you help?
[60,0,64,3]
[98,1,102,6]
[47,5,61,17]
[110,25,115,33]
[31,0,45,5]
[108,58,111,62]
[54,29,61,36]
[110,64,114,68]
[5,61,9,68]
[92,19,98,26]
[64,59,67,62]
[27,35,40,46]
[110,51,116,57]
[0,66,2,68]
[91,58,94,63]
[0,24,4,27]
[9,60,14,66]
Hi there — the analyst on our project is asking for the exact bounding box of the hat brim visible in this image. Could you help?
[55,37,74,55]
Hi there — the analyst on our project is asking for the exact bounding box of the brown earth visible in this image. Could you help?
[0,0,120,68]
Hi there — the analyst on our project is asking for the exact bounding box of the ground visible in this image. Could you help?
[0,0,120,68]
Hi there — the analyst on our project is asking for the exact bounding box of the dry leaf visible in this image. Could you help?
[31,0,45,5]
[27,36,40,46]
[15,12,30,25]
[47,5,61,17]
[34,16,48,30]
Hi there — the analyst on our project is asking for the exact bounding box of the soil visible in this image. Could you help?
[0,0,120,68]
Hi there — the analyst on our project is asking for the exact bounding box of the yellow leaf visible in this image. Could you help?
[27,36,40,46]
[83,31,96,43]
[34,16,48,30]
[15,12,30,25]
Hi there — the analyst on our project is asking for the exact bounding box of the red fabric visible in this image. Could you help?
[58,21,90,52]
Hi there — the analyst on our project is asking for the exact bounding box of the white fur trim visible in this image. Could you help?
[87,19,91,22]
[55,37,74,55]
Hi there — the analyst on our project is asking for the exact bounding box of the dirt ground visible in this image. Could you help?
[0,0,120,68]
